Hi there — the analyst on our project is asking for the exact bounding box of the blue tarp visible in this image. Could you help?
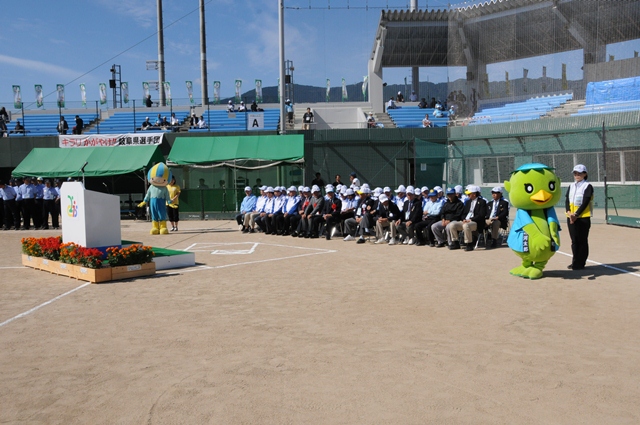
[586,76,640,105]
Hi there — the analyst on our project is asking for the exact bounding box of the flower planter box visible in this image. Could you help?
[110,262,156,281]
[21,254,154,283]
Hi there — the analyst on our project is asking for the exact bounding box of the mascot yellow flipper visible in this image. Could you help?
[505,163,561,279]
[139,163,172,235]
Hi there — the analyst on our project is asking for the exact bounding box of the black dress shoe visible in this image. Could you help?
[567,264,573,269]
[429,242,436,247]
[465,245,475,251]
[290,232,298,237]
[357,238,365,244]
[436,242,446,248]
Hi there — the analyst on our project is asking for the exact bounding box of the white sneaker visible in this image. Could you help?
[375,237,386,244]
[402,238,409,245]
[388,238,398,245]
[343,235,356,242]
[407,238,415,245]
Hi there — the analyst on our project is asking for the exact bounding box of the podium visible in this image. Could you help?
[60,182,122,249]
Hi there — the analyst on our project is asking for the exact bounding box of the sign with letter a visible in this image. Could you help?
[247,112,264,131]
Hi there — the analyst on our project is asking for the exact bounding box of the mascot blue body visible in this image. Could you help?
[139,163,172,235]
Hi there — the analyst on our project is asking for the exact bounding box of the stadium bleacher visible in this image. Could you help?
[386,108,450,128]
[85,111,190,134]
[573,77,640,116]
[11,113,97,136]
[469,93,573,125]
[189,109,280,132]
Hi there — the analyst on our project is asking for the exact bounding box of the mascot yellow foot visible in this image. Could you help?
[150,221,160,235]
[159,221,169,235]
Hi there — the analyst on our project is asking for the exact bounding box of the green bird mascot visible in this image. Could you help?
[505,163,561,279]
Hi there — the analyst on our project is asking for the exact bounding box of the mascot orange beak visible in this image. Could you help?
[530,189,552,205]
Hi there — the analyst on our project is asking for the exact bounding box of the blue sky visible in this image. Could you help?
[1,0,639,107]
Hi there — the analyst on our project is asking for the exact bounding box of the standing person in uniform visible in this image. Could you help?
[166,176,181,232]
[566,164,594,270]
[19,177,36,230]
[42,179,59,229]
[0,180,20,230]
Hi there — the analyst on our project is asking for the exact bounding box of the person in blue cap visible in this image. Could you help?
[431,187,464,248]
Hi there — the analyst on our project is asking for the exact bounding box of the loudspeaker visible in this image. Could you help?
[466,71,474,81]
[284,75,292,84]
[109,79,116,88]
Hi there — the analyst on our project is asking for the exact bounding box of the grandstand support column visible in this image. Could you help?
[199,0,208,106]
[369,28,386,114]
[278,0,286,134]
[411,67,419,99]
[157,0,166,106]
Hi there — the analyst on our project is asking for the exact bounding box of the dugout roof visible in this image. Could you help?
[168,135,304,166]
[375,0,640,68]
[12,145,164,178]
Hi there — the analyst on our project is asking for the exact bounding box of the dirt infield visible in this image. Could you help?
[1,220,640,424]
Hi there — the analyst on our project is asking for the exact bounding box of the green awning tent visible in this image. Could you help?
[167,135,304,168]
[11,145,165,178]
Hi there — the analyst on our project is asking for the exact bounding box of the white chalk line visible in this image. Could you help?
[557,251,640,278]
[0,266,27,269]
[0,282,91,329]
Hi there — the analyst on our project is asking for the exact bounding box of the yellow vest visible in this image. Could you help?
[568,181,592,218]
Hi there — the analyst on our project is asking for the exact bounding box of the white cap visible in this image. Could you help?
[383,186,391,193]
[325,184,335,193]
[395,185,406,193]
[274,186,282,192]
[378,194,389,203]
[298,185,304,192]
[491,186,503,193]
[374,187,383,195]
[362,183,370,189]
[573,164,587,173]
[244,186,252,192]
[346,188,355,195]
[433,186,443,193]
[311,185,321,193]
[421,186,429,193]
[406,185,415,194]
[266,186,275,192]
[465,185,481,194]
[340,186,347,195]
[398,91,402,95]
[228,100,232,103]
[359,187,371,194]
[288,186,297,192]
[454,185,463,194]
[259,185,268,191]
[303,186,311,192]
[414,188,422,195]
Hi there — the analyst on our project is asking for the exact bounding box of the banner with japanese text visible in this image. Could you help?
[234,79,242,103]
[13,85,22,109]
[59,133,165,148]
[255,79,263,103]
[186,81,194,104]
[163,81,171,105]
[325,79,330,102]
[341,78,348,102]
[121,82,129,104]
[80,83,86,107]
[362,76,368,101]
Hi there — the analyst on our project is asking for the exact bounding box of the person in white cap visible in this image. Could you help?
[395,186,422,245]
[448,185,487,251]
[396,91,404,103]
[227,99,235,112]
[387,96,397,110]
[484,186,510,249]
[414,190,443,246]
[291,187,311,237]
[266,187,286,234]
[238,101,246,112]
[349,172,361,188]
[255,187,276,233]
[455,185,468,204]
[367,112,379,128]
[245,186,268,233]
[237,186,256,232]
[374,194,401,244]
[393,185,407,211]
[566,164,594,270]
[278,186,300,236]
[316,185,342,240]
[299,185,324,238]
[343,187,375,243]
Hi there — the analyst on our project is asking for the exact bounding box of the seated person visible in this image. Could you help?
[386,97,397,110]
[266,187,286,234]
[189,113,198,127]
[227,100,235,112]
[238,101,247,112]
[313,185,341,240]
[422,114,432,128]
[290,187,311,237]
[447,185,487,251]
[396,91,404,103]
[155,114,162,126]
[141,117,153,130]
[251,100,258,112]
[237,186,256,232]
[394,186,422,245]
[277,186,300,236]
[299,185,324,238]
[197,115,207,129]
[418,98,428,109]
[255,187,276,233]
[433,108,444,118]
[170,113,180,126]
[160,116,170,128]
[245,186,267,233]
[366,112,383,128]
[13,120,25,134]
[374,194,400,245]
[484,186,509,249]
[343,187,375,244]
[414,190,443,246]
[409,91,418,102]
[431,188,464,249]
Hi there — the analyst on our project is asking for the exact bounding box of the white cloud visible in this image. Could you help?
[94,0,156,27]
[0,54,80,80]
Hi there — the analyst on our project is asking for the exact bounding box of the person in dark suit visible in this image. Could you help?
[374,194,401,244]
[313,185,341,240]
[395,186,423,245]
[449,185,487,251]
[485,186,510,249]
[74,115,84,134]
[432,188,465,248]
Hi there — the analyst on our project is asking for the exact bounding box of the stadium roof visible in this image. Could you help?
[374,0,640,68]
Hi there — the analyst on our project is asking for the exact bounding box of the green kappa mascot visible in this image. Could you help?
[138,163,172,235]
[505,163,561,279]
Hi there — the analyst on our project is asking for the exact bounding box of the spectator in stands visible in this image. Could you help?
[154,114,162,125]
[0,107,8,135]
[395,186,423,245]
[238,101,247,112]
[332,174,343,187]
[13,120,25,134]
[303,108,314,130]
[448,105,457,121]
[57,117,69,135]
[422,114,433,128]
[251,100,258,112]
[374,194,400,244]
[145,95,153,107]
[432,188,464,249]
[189,113,198,128]
[197,115,207,129]
[142,117,152,130]
[227,100,235,112]
[387,97,397,110]
[344,187,375,243]
[485,186,509,249]
[170,113,180,127]
[311,172,325,188]
[396,91,404,103]
[409,91,418,102]
[160,116,170,129]
[315,185,341,240]
[418,98,428,109]
[435,100,444,111]
[566,164,593,270]
[429,97,437,108]
[74,115,84,135]
[285,100,294,124]
[433,108,444,118]
[456,90,467,103]
[367,112,377,128]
